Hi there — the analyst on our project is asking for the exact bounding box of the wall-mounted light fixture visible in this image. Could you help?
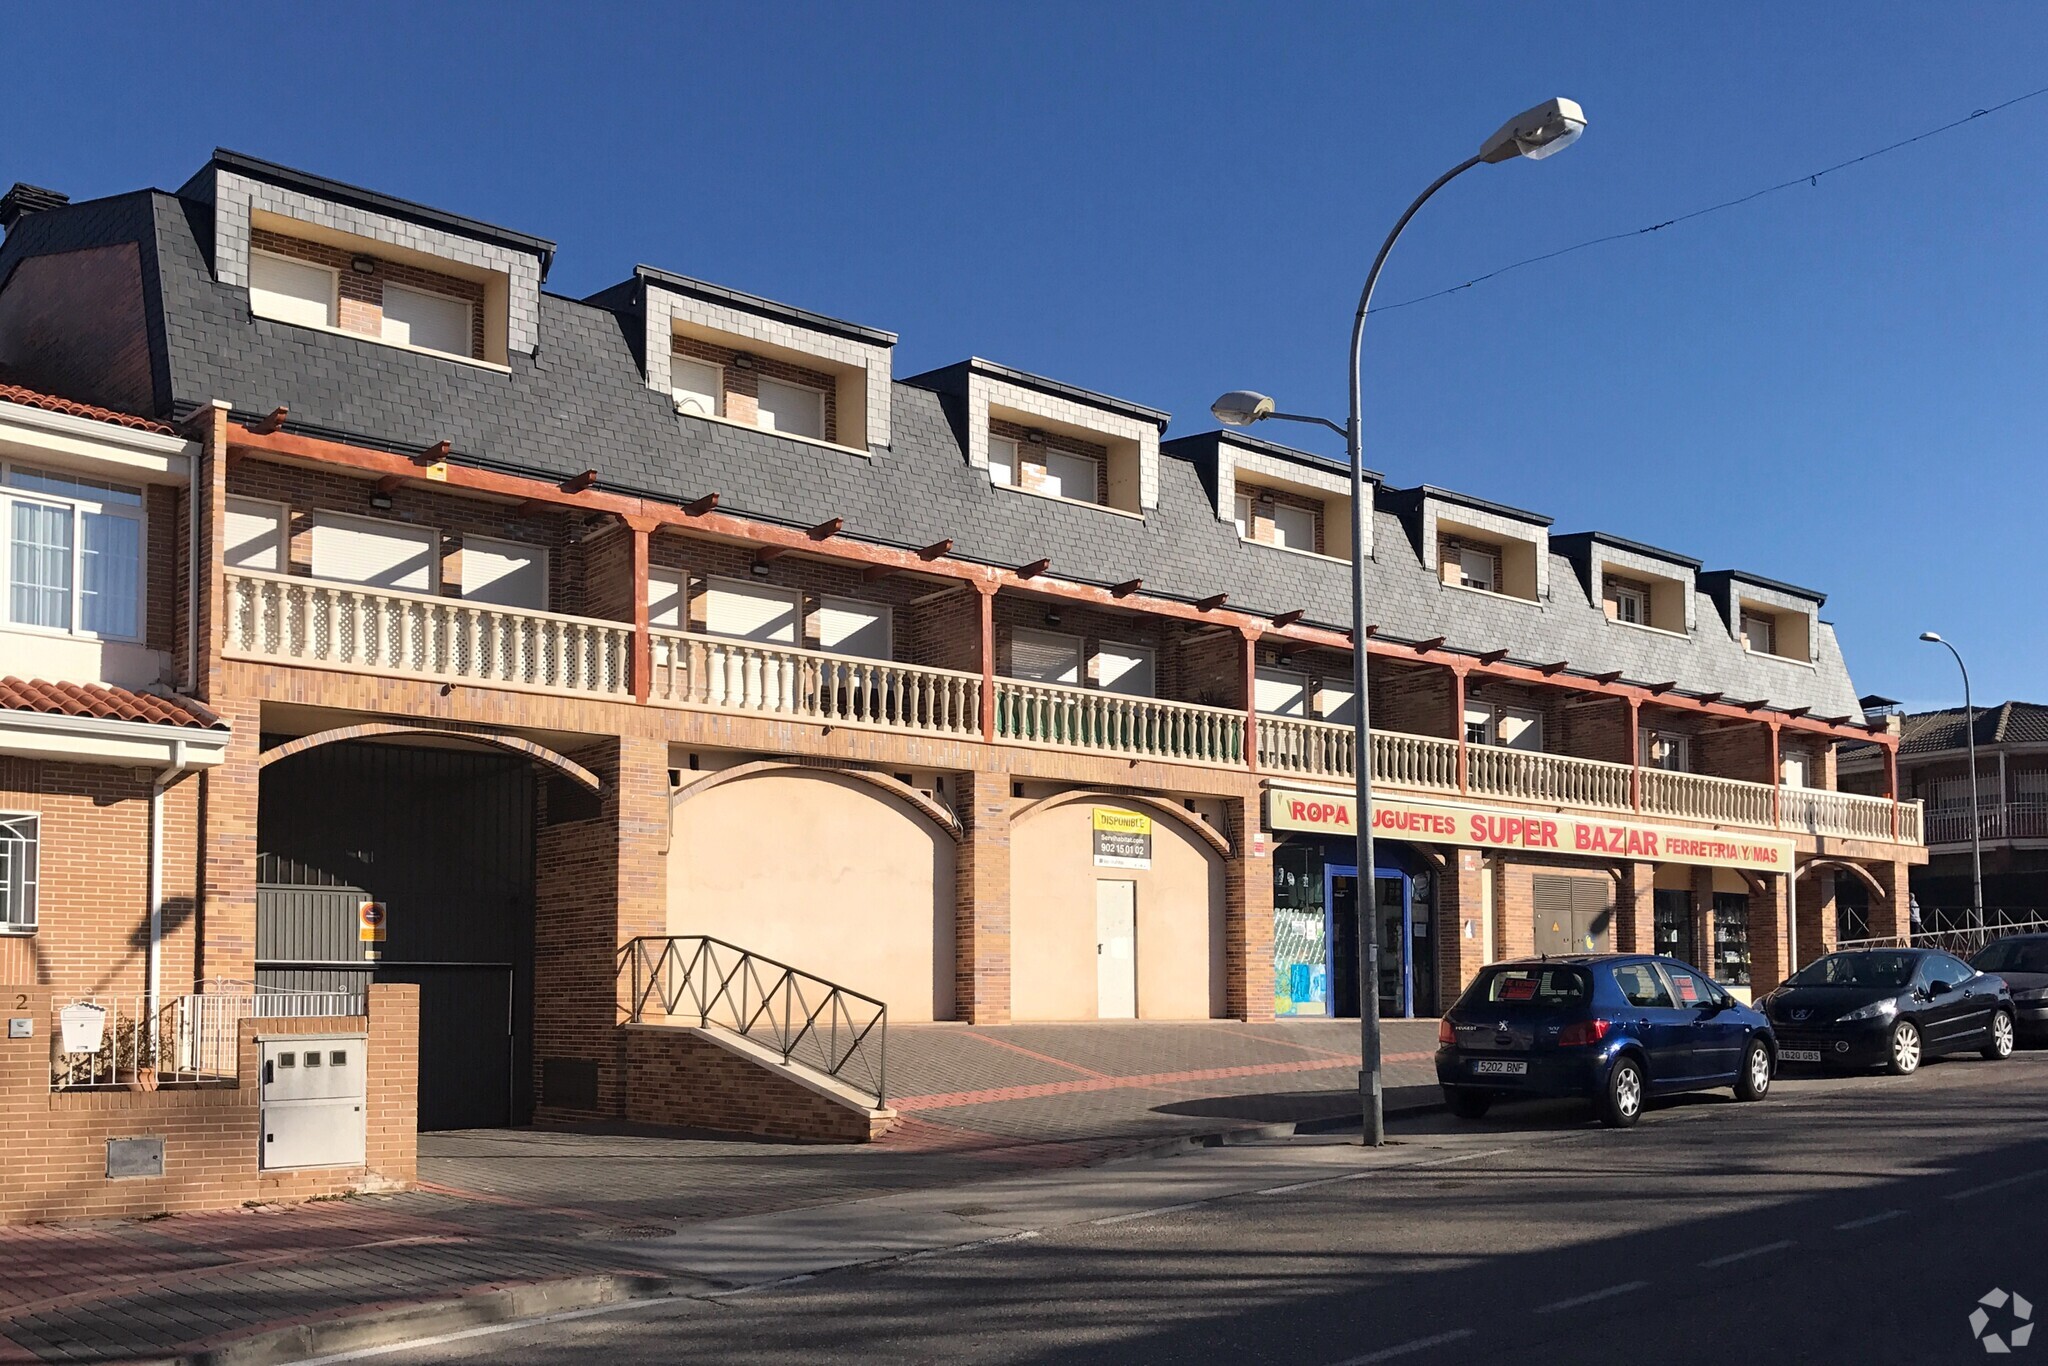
[1044,607,1062,627]
[350,255,376,275]
[733,355,756,370]
[750,560,772,577]
[368,493,393,510]
[1025,430,1046,444]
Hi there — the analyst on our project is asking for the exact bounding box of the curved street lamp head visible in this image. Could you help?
[1919,631,1944,644]
[1211,390,1275,427]
[1479,97,1588,163]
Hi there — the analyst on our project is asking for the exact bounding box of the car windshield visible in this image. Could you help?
[1474,965,1591,1007]
[1787,952,1917,989]
[1973,939,2048,974]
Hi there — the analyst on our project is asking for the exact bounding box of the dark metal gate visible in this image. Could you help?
[256,740,536,1130]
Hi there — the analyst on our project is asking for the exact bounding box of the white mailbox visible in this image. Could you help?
[259,1035,367,1170]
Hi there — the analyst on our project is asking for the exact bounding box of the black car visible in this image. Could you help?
[1436,954,1777,1129]
[1758,948,2015,1074]
[1972,933,2048,1045]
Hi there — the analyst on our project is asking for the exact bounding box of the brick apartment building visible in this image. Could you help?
[0,152,1924,1217]
[1841,700,2047,922]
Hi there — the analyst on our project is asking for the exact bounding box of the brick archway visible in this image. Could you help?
[259,721,602,790]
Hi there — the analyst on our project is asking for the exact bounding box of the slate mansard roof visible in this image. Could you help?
[0,163,1866,721]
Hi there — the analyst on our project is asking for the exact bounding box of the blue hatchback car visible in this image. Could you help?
[1436,954,1778,1128]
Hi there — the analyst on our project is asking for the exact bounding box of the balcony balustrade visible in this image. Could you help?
[1922,801,2047,847]
[223,569,632,698]
[994,678,1244,766]
[222,569,1920,848]
[648,630,982,738]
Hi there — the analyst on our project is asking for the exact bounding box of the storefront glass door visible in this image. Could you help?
[1325,865,1415,1019]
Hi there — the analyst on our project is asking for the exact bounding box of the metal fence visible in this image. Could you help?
[618,935,888,1107]
[51,985,364,1091]
[1839,909,2048,960]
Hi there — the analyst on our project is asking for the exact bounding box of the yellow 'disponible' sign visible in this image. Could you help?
[1266,788,1793,874]
[1093,808,1153,869]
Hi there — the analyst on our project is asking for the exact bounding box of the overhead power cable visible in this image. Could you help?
[1368,80,2048,318]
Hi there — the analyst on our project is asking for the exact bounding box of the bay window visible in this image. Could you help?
[4,465,144,641]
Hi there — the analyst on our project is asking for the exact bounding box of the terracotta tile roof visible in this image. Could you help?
[0,382,175,436]
[0,678,225,729]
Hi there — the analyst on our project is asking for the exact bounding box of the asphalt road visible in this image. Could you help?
[314,1051,2048,1366]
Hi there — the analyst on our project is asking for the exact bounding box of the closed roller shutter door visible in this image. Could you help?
[705,579,800,643]
[817,597,891,659]
[309,513,438,591]
[1096,641,1154,696]
[225,497,286,572]
[461,537,547,610]
[1255,667,1307,717]
[382,284,472,357]
[249,252,335,329]
[1007,629,1080,684]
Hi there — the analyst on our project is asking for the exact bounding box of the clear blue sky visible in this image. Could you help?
[8,3,2044,710]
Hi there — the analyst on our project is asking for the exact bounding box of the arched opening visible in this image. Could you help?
[257,729,574,1130]
[667,766,958,1021]
[1007,792,1227,1021]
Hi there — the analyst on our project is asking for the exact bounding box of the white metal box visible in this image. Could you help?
[259,1035,367,1170]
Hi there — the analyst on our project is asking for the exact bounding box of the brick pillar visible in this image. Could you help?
[1691,864,1716,975]
[533,725,668,1122]
[1748,873,1792,993]
[953,767,1012,1024]
[1616,861,1655,953]
[1222,790,1273,1021]
[1795,867,1838,968]
[198,694,262,984]
[364,982,420,1190]
[1870,859,1912,940]
[1437,848,1487,1004]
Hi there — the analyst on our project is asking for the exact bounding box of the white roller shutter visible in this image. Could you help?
[1272,502,1317,552]
[460,536,547,610]
[755,378,825,439]
[1255,666,1307,717]
[1316,680,1356,725]
[818,596,892,659]
[224,497,287,572]
[382,284,472,357]
[1007,628,1081,684]
[705,578,800,643]
[647,567,686,629]
[1043,449,1098,502]
[309,513,438,591]
[249,252,336,329]
[1095,641,1155,696]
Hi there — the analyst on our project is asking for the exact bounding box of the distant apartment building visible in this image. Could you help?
[1841,700,2048,918]
[0,153,1924,1216]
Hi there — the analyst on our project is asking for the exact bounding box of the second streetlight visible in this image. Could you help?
[1212,96,1587,1146]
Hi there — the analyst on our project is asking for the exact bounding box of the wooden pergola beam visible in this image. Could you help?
[1112,579,1142,597]
[1271,609,1304,629]
[418,440,451,463]
[919,538,953,560]
[252,406,288,435]
[1477,648,1509,665]
[685,493,720,516]
[374,474,406,495]
[1197,593,1229,612]
[809,517,844,541]
[1016,558,1050,579]
[563,469,597,493]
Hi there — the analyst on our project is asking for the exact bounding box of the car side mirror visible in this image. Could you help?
[1927,979,1952,997]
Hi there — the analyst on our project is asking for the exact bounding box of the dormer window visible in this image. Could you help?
[249,251,337,330]
[671,358,724,418]
[1236,485,1322,553]
[986,420,1107,505]
[1740,611,1777,656]
[1604,576,1649,626]
[1441,537,1501,594]
[244,227,492,364]
[756,377,827,440]
[990,436,1019,487]
[1271,501,1318,553]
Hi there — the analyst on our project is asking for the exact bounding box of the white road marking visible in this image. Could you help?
[1835,1208,1907,1231]
[702,1272,818,1298]
[1255,1175,1355,1196]
[1091,1200,1208,1226]
[1326,1328,1476,1364]
[1412,1147,1511,1167]
[1946,1170,2045,1201]
[894,1229,1041,1263]
[1533,1280,1648,1314]
[290,1296,679,1364]
[1699,1239,1796,1268]
[1256,1146,1511,1196]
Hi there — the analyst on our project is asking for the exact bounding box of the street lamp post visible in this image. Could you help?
[1212,98,1587,1146]
[1920,632,1985,930]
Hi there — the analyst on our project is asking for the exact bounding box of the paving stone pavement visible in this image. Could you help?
[0,1018,1440,1363]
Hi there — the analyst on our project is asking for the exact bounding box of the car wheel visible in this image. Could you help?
[1599,1056,1644,1128]
[1445,1087,1493,1120]
[1886,1019,1922,1076]
[1983,1010,2016,1061]
[1735,1038,1773,1101]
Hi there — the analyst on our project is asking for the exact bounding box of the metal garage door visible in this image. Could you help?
[1533,874,1614,957]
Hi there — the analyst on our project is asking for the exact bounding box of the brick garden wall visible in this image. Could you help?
[0,984,416,1225]
[621,1024,890,1143]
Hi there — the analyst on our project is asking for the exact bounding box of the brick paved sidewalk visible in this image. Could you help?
[0,1018,1441,1363]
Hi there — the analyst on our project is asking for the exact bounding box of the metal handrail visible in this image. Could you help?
[1838,911,2048,959]
[617,935,888,1107]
